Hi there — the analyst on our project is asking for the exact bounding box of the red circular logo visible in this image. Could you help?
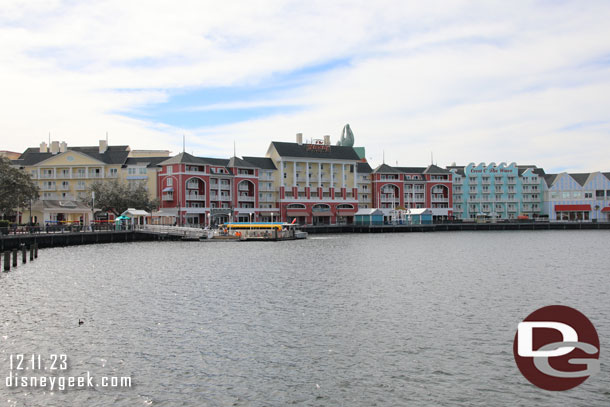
[513,305,600,391]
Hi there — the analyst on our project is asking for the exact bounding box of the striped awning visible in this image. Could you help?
[162,186,174,192]
[601,207,610,213]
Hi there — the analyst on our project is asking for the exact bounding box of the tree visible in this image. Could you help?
[84,179,159,216]
[0,156,39,219]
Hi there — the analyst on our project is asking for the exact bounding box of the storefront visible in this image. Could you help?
[554,204,591,221]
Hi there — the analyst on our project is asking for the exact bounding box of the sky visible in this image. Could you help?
[1,0,610,173]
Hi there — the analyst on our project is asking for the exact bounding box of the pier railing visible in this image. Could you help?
[0,223,138,235]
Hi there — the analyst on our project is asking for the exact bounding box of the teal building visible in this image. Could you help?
[447,162,545,220]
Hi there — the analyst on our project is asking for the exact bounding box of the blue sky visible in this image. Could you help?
[2,1,610,172]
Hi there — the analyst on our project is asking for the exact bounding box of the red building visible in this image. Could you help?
[157,153,262,226]
[371,164,453,220]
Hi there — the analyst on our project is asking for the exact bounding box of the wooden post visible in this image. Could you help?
[3,252,9,272]
[30,245,34,261]
[12,249,18,268]
[34,243,38,258]
[21,245,27,264]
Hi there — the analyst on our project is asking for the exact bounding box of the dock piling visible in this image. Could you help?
[3,252,9,272]
[34,243,38,258]
[12,249,18,268]
[29,245,34,261]
[21,245,27,264]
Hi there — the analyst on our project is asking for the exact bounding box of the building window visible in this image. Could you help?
[139,167,147,174]
[596,190,605,198]
[167,178,173,186]
[167,167,172,174]
[585,192,592,198]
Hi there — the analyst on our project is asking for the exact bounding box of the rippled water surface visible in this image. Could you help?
[1,231,609,406]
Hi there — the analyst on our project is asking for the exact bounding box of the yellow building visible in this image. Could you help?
[263,133,361,225]
[14,140,168,225]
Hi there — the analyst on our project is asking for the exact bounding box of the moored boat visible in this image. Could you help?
[213,222,307,241]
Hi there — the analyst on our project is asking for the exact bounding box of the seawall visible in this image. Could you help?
[302,222,610,234]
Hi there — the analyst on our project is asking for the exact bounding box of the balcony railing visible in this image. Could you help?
[162,194,174,201]
[238,196,255,202]
[186,194,206,201]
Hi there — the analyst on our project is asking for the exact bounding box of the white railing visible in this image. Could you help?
[186,194,206,201]
[238,196,255,202]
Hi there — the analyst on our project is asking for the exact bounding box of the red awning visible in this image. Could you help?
[312,212,332,217]
[601,207,610,213]
[555,204,591,211]
[286,211,308,216]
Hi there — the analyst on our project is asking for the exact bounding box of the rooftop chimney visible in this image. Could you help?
[323,135,331,145]
[39,142,48,153]
[59,141,67,153]
[99,139,108,154]
[50,141,60,154]
[296,133,303,145]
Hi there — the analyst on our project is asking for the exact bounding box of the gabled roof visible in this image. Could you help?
[242,156,277,170]
[569,173,590,186]
[373,163,402,174]
[356,161,372,173]
[19,146,130,166]
[203,157,230,166]
[446,166,466,176]
[158,152,204,166]
[544,174,558,186]
[270,141,360,160]
[532,168,546,176]
[604,172,610,182]
[158,152,229,167]
[123,157,168,168]
[423,164,450,174]
[228,156,257,168]
[395,166,426,174]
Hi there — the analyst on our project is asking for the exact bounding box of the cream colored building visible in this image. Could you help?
[13,140,168,225]
[263,134,361,224]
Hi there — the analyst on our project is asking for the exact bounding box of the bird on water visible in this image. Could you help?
[78,319,84,326]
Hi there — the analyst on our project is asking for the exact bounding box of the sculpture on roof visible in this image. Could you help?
[336,124,354,147]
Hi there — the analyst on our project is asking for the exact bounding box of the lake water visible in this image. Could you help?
[0,231,609,406]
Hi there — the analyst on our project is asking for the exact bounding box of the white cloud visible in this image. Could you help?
[1,1,610,172]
